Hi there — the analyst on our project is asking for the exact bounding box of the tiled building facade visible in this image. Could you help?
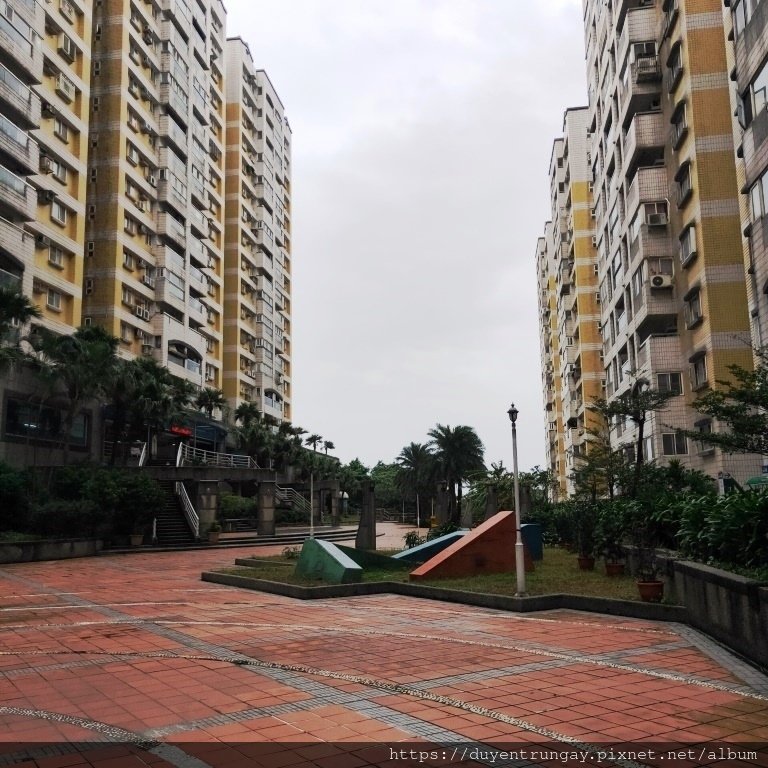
[539,0,763,493]
[0,0,294,462]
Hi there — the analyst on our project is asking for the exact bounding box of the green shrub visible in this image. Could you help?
[219,494,256,520]
[0,462,30,532]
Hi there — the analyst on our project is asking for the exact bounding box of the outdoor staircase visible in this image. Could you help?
[155,478,196,546]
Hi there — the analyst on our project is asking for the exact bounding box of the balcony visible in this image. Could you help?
[628,223,673,271]
[0,12,42,84]
[157,212,186,249]
[159,0,193,38]
[0,63,39,129]
[0,215,32,264]
[635,333,681,377]
[617,6,657,71]
[0,163,34,220]
[157,114,188,158]
[626,166,667,222]
[159,83,188,126]
[0,114,37,177]
[188,205,209,238]
[622,111,664,177]
[633,281,678,340]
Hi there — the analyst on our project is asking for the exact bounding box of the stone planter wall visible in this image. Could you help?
[670,560,768,669]
[0,538,103,564]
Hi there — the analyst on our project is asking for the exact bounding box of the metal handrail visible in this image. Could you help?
[175,481,200,539]
[178,442,259,469]
[138,442,147,467]
[276,485,311,515]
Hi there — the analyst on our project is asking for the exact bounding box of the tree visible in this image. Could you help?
[0,287,40,371]
[570,424,626,501]
[427,424,486,524]
[31,325,119,463]
[395,442,435,526]
[590,379,675,497]
[685,350,768,455]
[323,440,335,455]
[234,401,261,428]
[305,433,322,452]
[195,387,226,419]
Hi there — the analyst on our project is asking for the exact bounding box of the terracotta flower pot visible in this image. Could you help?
[637,580,664,603]
[577,555,595,571]
[208,530,221,544]
[605,562,626,577]
[130,533,144,547]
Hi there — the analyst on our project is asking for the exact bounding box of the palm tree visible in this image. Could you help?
[103,358,143,465]
[195,387,226,419]
[323,440,335,455]
[396,442,434,527]
[234,401,261,427]
[0,287,41,370]
[428,424,486,525]
[305,433,322,452]
[31,325,119,463]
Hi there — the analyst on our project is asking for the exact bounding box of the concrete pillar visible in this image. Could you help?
[484,487,498,521]
[330,489,340,527]
[258,481,276,536]
[195,481,219,536]
[435,482,450,526]
[355,480,376,550]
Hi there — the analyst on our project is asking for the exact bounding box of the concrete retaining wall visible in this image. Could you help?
[670,560,768,668]
[0,538,103,564]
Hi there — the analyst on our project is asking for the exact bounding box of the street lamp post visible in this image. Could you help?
[507,403,527,596]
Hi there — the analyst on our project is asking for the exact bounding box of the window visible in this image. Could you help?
[54,118,69,143]
[51,158,68,184]
[657,372,682,395]
[671,101,688,149]
[48,246,65,269]
[662,432,688,456]
[694,420,715,456]
[46,289,62,311]
[684,288,703,328]
[4,398,89,448]
[123,252,135,271]
[679,224,697,267]
[666,42,683,91]
[124,215,137,235]
[51,200,68,225]
[690,353,708,390]
[643,436,655,462]
[675,161,692,207]
[647,257,674,276]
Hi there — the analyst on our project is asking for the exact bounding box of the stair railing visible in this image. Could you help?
[276,485,312,517]
[175,481,200,539]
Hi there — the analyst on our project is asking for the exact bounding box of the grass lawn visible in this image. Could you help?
[216,547,641,601]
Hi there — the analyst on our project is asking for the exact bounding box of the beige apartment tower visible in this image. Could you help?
[538,108,603,497]
[0,0,92,334]
[84,0,227,389]
[223,38,292,423]
[574,0,759,484]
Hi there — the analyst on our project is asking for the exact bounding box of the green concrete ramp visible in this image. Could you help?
[295,538,363,584]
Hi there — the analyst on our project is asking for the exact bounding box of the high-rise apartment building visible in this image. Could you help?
[1,0,92,334]
[539,0,761,489]
[538,109,603,497]
[725,0,768,355]
[537,225,567,498]
[223,38,292,422]
[85,0,227,389]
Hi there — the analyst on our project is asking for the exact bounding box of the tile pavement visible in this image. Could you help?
[0,528,766,768]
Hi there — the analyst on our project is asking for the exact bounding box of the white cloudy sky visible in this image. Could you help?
[225,0,587,471]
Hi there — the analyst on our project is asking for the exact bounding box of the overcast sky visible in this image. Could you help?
[225,0,588,471]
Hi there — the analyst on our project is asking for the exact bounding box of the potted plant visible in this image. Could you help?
[130,530,144,547]
[628,503,664,602]
[572,499,598,570]
[207,520,222,544]
[596,501,626,576]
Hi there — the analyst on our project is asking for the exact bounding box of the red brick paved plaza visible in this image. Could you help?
[0,533,767,768]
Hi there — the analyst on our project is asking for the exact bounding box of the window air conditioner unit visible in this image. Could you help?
[136,200,147,212]
[646,212,668,227]
[147,173,157,186]
[40,156,53,174]
[36,234,51,248]
[42,190,57,203]
[58,35,76,62]
[650,274,673,289]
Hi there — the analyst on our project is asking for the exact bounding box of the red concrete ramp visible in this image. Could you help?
[409,511,531,581]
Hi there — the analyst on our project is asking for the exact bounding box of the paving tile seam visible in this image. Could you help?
[0,618,764,701]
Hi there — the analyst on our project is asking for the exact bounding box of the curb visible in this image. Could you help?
[200,570,688,622]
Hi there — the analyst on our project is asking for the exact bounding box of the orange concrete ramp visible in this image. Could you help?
[409,511,531,581]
